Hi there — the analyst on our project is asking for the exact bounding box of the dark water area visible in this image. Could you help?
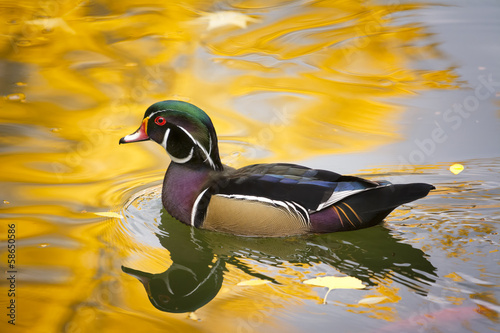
[0,0,499,332]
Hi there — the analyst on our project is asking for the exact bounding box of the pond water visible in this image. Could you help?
[1,0,499,332]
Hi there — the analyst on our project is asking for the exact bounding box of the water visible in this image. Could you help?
[1,0,499,332]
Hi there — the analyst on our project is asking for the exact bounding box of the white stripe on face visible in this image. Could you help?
[176,126,216,169]
[161,127,170,150]
[155,112,216,169]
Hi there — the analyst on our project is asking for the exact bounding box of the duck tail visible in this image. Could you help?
[328,183,435,231]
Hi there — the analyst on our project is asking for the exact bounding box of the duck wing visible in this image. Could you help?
[191,163,413,236]
[217,163,381,213]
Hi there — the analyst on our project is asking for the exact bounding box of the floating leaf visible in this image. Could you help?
[304,276,365,303]
[237,279,271,286]
[449,163,464,175]
[187,312,200,321]
[5,93,26,102]
[94,212,123,219]
[304,276,365,289]
[358,296,388,305]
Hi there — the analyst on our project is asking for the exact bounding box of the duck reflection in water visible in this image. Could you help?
[122,205,437,313]
[122,254,225,313]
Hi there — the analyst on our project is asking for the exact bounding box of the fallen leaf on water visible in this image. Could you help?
[237,279,271,286]
[187,312,200,321]
[94,212,123,219]
[5,93,26,102]
[449,163,464,175]
[358,296,388,305]
[304,276,365,289]
[303,276,365,303]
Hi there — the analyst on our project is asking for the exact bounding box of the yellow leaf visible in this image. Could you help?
[94,212,123,219]
[303,276,365,304]
[237,279,270,286]
[449,163,464,175]
[358,296,388,305]
[304,276,365,289]
[187,312,200,321]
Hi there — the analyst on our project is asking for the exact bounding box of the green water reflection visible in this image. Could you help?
[121,194,437,313]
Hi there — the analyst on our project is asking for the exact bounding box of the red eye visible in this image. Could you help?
[155,116,166,126]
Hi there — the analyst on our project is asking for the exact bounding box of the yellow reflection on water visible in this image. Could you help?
[346,279,401,322]
[0,0,464,332]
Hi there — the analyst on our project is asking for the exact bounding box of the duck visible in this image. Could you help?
[119,100,434,237]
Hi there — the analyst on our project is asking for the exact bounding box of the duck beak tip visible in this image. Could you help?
[119,119,150,144]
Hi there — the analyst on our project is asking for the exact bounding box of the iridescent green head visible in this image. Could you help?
[120,100,223,170]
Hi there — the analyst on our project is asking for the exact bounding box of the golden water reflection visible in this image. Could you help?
[1,0,459,167]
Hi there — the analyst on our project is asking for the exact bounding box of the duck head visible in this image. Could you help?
[120,100,223,171]
[121,261,225,313]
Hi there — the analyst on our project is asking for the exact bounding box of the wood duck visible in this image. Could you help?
[120,100,434,237]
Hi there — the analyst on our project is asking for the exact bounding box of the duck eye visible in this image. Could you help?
[155,116,166,126]
[158,294,170,303]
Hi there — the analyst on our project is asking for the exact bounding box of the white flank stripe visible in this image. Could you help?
[191,188,209,226]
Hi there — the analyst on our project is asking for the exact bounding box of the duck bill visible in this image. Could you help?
[119,117,150,144]
[121,265,153,287]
